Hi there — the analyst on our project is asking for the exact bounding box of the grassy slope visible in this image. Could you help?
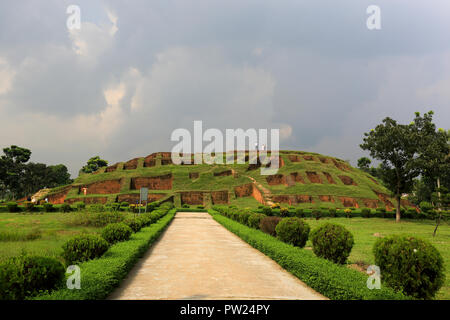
[57,151,393,208]
[303,217,450,299]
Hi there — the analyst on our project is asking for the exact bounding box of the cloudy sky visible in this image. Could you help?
[1,0,449,177]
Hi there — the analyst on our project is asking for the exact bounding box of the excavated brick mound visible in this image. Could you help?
[47,186,72,204]
[322,172,336,184]
[266,174,286,186]
[65,197,108,204]
[234,184,253,197]
[161,158,173,165]
[124,158,139,170]
[303,155,315,161]
[367,176,379,184]
[79,179,122,194]
[288,155,301,162]
[373,191,394,210]
[117,193,166,204]
[339,197,359,208]
[338,175,357,186]
[319,195,334,203]
[105,163,119,173]
[331,159,350,171]
[306,171,322,184]
[214,170,232,177]
[211,190,229,204]
[131,174,173,190]
[189,172,199,179]
[362,198,380,208]
[180,191,204,205]
[272,195,313,205]
[288,172,305,184]
[144,158,156,167]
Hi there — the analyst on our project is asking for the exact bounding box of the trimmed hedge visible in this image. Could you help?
[210,211,407,300]
[61,234,109,265]
[101,223,133,244]
[34,209,176,300]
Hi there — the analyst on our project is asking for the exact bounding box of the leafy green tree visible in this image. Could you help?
[80,156,108,174]
[357,157,371,172]
[361,118,420,222]
[0,146,32,199]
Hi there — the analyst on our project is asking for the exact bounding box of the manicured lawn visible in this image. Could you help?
[0,212,101,263]
[303,217,450,299]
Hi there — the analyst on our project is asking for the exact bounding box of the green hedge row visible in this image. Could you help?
[33,209,176,300]
[209,210,407,300]
[175,207,208,213]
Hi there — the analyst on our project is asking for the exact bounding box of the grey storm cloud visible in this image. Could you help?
[0,0,449,177]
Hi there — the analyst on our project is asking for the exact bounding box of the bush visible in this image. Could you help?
[275,218,310,248]
[262,206,273,216]
[182,204,190,208]
[89,204,104,212]
[61,203,71,213]
[295,208,304,218]
[259,216,282,236]
[328,208,337,217]
[197,205,205,209]
[23,201,35,212]
[310,223,354,264]
[101,223,133,244]
[43,203,53,212]
[75,201,85,211]
[312,209,321,220]
[111,203,120,211]
[419,201,433,213]
[0,255,65,300]
[280,207,289,217]
[361,208,371,218]
[247,213,267,229]
[344,208,352,218]
[120,202,129,207]
[62,234,109,264]
[373,235,445,299]
[123,218,144,233]
[404,208,417,219]
[238,211,252,226]
[6,202,19,213]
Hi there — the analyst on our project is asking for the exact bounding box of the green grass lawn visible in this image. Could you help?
[0,212,101,263]
[303,217,450,299]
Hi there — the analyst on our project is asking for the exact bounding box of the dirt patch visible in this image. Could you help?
[131,174,173,190]
[117,193,166,204]
[234,184,253,197]
[373,233,383,238]
[288,155,301,162]
[47,186,72,204]
[338,175,357,186]
[65,197,108,204]
[318,157,329,164]
[266,174,287,186]
[331,159,350,171]
[319,195,334,203]
[303,155,315,161]
[214,170,232,177]
[347,262,369,274]
[189,172,199,179]
[272,195,313,205]
[339,197,359,208]
[79,179,122,194]
[306,171,322,184]
[124,158,139,170]
[251,185,265,204]
[322,172,336,184]
[372,190,394,210]
[288,172,305,184]
[180,191,204,205]
[211,191,229,204]
[161,158,173,165]
[144,159,156,167]
[105,163,119,173]
[362,198,380,208]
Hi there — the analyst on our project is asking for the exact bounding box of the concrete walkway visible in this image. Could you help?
[109,212,326,300]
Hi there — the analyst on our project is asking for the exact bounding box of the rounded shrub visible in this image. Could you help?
[247,213,267,229]
[328,208,337,217]
[43,203,53,212]
[312,209,322,220]
[0,255,65,300]
[238,211,251,225]
[101,223,133,244]
[262,206,273,216]
[310,223,354,264]
[373,235,445,299]
[75,201,85,211]
[275,218,310,248]
[344,208,352,218]
[6,202,19,213]
[23,201,35,212]
[123,218,144,232]
[361,208,371,218]
[259,216,282,236]
[295,208,304,218]
[61,203,72,213]
[182,204,190,208]
[419,201,433,213]
[62,234,109,264]
[280,207,290,217]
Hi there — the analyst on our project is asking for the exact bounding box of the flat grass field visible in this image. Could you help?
[0,212,101,263]
[304,217,450,299]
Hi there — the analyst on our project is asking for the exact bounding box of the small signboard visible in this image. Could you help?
[140,187,148,202]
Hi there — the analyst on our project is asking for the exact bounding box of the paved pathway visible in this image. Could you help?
[109,212,326,300]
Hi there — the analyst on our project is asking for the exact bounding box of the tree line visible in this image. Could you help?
[358,111,449,226]
[0,146,73,200]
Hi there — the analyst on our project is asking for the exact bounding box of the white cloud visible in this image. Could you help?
[0,57,15,95]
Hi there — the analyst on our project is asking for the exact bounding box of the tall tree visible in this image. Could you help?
[80,156,108,174]
[357,157,371,172]
[0,146,32,199]
[361,117,420,222]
